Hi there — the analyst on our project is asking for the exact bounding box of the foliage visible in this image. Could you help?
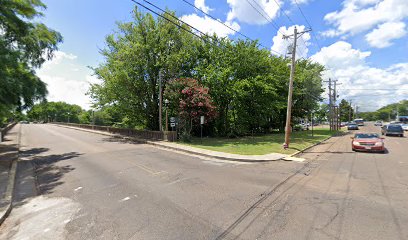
[339,99,354,122]
[164,78,216,139]
[90,9,198,130]
[0,0,62,120]
[90,8,325,137]
[27,102,83,123]
[359,100,408,121]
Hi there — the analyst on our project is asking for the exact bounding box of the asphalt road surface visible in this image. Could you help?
[0,123,407,240]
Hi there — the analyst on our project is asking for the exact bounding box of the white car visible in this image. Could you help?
[402,124,408,131]
[374,121,383,126]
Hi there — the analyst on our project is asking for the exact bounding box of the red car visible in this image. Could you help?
[351,133,385,153]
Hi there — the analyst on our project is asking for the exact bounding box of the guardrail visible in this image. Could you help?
[52,122,177,142]
[0,122,17,142]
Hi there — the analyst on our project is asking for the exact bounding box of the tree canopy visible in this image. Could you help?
[0,0,62,125]
[90,8,325,137]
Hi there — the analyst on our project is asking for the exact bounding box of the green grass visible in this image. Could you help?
[179,128,341,155]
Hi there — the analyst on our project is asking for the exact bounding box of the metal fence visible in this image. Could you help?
[52,122,177,142]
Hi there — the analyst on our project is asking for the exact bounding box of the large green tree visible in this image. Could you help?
[90,8,325,136]
[339,99,354,122]
[90,9,198,130]
[0,0,62,124]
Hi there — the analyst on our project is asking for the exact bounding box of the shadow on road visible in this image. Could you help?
[13,148,82,207]
[33,152,81,194]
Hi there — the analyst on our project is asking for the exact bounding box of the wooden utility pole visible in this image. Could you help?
[324,78,333,130]
[159,70,163,132]
[283,27,311,148]
[333,80,340,130]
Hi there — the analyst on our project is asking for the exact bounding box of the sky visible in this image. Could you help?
[37,0,408,112]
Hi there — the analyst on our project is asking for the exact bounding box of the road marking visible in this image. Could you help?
[119,197,130,202]
[43,228,50,233]
[74,187,82,191]
[133,163,164,176]
[282,156,305,162]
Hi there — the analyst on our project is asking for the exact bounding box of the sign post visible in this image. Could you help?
[200,116,204,143]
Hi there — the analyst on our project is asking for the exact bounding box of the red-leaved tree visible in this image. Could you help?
[164,78,216,138]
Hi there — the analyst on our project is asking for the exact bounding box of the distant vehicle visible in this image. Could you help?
[351,133,385,153]
[398,116,408,124]
[19,121,29,124]
[354,119,364,126]
[348,123,359,130]
[401,124,408,131]
[374,120,383,126]
[381,124,404,137]
[340,122,347,127]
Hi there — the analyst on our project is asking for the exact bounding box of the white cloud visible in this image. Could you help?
[36,51,96,110]
[365,21,407,48]
[323,0,408,46]
[180,14,240,37]
[271,25,311,59]
[226,0,282,25]
[291,0,310,4]
[194,0,213,14]
[310,41,408,111]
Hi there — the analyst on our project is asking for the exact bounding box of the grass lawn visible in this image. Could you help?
[179,128,342,155]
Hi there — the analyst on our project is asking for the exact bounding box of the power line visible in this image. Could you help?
[178,0,251,41]
[293,0,312,29]
[177,0,283,56]
[130,0,214,44]
[245,0,283,34]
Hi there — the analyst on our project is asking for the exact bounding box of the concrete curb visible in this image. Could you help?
[51,124,287,163]
[289,131,349,157]
[0,124,20,226]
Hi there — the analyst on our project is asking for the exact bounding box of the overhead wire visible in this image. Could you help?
[177,0,284,56]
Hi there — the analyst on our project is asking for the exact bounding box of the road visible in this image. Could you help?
[0,123,407,239]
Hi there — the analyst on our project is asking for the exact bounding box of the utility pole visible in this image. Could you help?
[159,70,163,132]
[324,78,333,130]
[283,26,311,149]
[333,80,340,130]
[348,100,353,122]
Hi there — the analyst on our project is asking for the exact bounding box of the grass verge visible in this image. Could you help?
[179,128,343,155]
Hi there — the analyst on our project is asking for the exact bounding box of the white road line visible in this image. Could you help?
[119,197,131,202]
[74,187,82,191]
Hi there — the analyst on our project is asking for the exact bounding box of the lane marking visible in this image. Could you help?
[282,156,306,162]
[74,187,82,191]
[119,197,130,202]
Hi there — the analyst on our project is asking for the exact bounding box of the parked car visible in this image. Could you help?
[347,123,359,130]
[351,133,385,153]
[374,120,383,126]
[354,119,364,126]
[381,124,404,137]
[19,120,29,124]
[401,124,408,131]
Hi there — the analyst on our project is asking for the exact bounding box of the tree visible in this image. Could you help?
[27,102,83,123]
[90,8,325,136]
[164,78,216,139]
[339,99,354,122]
[0,0,62,121]
[90,8,198,130]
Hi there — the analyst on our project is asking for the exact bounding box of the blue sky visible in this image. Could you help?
[37,0,408,111]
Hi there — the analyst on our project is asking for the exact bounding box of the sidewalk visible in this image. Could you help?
[52,124,291,162]
[0,125,19,225]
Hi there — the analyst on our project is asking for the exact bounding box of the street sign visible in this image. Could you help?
[170,117,176,123]
[200,116,204,125]
[170,123,176,127]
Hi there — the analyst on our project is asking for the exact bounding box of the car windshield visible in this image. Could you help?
[349,124,357,126]
[355,133,379,139]
[388,125,402,130]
